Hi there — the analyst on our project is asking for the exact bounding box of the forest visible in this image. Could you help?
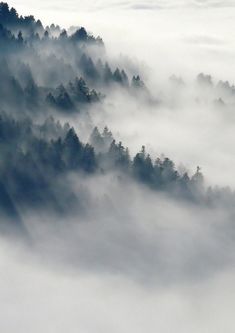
[0,2,234,226]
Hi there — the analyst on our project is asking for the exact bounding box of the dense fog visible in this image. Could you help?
[0,1,235,332]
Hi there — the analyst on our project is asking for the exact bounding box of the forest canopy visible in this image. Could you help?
[0,2,234,225]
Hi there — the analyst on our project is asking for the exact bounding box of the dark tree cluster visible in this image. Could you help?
[0,113,97,220]
[0,111,234,222]
[88,125,235,205]
[0,2,147,118]
[0,57,101,114]
[79,53,145,90]
[0,2,103,46]
[0,2,43,35]
[46,77,102,111]
[70,26,103,45]
[88,124,207,200]
[0,23,25,51]
[0,1,103,47]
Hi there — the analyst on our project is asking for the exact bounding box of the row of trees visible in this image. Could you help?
[0,58,102,113]
[0,1,104,47]
[0,112,234,220]
[0,2,147,117]
[0,54,145,114]
[46,77,101,111]
[0,113,202,198]
[0,2,43,34]
[79,53,145,89]
[0,2,103,45]
[89,126,205,199]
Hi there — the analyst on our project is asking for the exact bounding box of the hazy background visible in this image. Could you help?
[9,0,235,81]
[1,1,235,332]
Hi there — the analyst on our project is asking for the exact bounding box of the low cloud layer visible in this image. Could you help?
[1,1,235,332]
[19,174,235,283]
[1,236,235,333]
[1,174,235,332]
[9,0,235,12]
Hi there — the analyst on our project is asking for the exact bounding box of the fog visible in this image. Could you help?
[87,83,235,187]
[1,169,235,332]
[1,1,235,332]
[9,0,235,186]
[1,239,235,333]
[10,0,235,80]
[1,174,235,332]
[1,243,235,333]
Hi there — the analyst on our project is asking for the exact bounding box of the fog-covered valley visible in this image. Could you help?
[0,1,235,332]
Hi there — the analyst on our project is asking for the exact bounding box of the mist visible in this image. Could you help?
[0,1,235,332]
[1,237,234,333]
[1,173,235,332]
[8,0,235,186]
